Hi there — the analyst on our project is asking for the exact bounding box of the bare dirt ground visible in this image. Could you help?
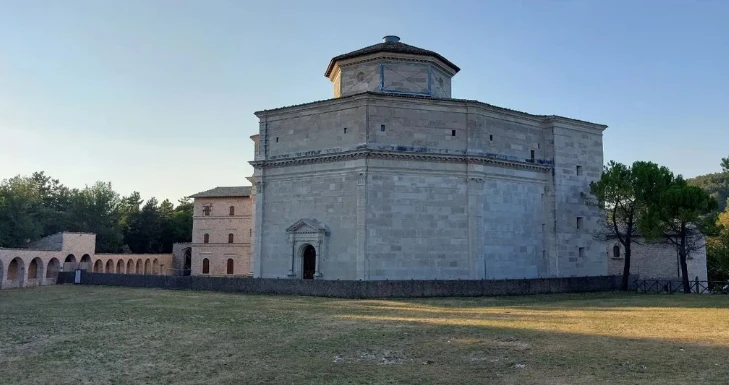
[1,285,728,384]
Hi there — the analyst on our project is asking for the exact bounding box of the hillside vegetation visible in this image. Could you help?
[689,172,729,211]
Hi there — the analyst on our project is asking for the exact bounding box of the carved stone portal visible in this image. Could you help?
[285,219,329,279]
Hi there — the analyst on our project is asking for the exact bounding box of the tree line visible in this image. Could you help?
[0,172,192,253]
[586,156,729,292]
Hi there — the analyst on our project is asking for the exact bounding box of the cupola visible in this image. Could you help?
[325,36,460,98]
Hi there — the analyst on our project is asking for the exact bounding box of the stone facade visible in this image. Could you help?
[608,239,708,282]
[189,188,254,277]
[0,232,173,289]
[249,36,608,281]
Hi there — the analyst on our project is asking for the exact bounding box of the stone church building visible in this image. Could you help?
[247,35,608,281]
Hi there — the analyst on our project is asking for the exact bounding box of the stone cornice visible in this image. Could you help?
[250,149,552,172]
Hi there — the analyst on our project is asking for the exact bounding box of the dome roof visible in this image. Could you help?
[324,36,460,77]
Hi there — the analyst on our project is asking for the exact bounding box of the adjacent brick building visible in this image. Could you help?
[188,187,254,276]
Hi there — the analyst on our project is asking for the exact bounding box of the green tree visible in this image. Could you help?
[640,178,719,293]
[171,197,193,244]
[721,156,729,173]
[585,161,673,290]
[65,182,125,253]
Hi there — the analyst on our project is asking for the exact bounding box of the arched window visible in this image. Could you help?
[228,233,234,243]
[229,206,235,216]
[202,258,210,274]
[227,259,234,275]
[613,244,621,259]
[203,233,209,244]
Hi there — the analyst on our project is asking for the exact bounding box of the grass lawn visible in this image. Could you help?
[1,286,728,384]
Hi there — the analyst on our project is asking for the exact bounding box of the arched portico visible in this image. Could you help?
[93,260,103,273]
[80,254,92,271]
[0,260,4,288]
[127,260,134,274]
[64,254,77,272]
[117,260,125,274]
[144,259,151,275]
[152,259,159,275]
[8,257,25,288]
[106,259,114,273]
[136,260,143,274]
[28,257,44,286]
[46,258,61,282]
[285,218,328,279]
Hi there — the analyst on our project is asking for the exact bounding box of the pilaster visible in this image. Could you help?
[252,179,264,277]
[467,171,486,279]
[356,170,368,280]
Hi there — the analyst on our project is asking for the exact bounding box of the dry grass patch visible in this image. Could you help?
[0,286,728,384]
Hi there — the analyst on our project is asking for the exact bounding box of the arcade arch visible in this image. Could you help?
[8,257,25,287]
[46,258,61,280]
[105,260,114,273]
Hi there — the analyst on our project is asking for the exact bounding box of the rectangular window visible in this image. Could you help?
[275,137,279,143]
[579,247,585,258]
[380,124,386,132]
[530,150,535,162]
[451,130,456,136]
[577,216,584,229]
[343,127,347,134]
[202,205,212,216]
[489,134,493,141]
[576,165,583,176]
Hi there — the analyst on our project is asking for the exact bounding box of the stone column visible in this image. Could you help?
[315,238,323,278]
[467,175,486,279]
[355,170,367,280]
[287,235,296,278]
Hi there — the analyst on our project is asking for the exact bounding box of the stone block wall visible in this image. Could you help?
[367,100,468,152]
[483,175,547,279]
[366,164,469,279]
[261,101,367,158]
[62,272,622,298]
[258,163,360,279]
[551,123,606,277]
[608,239,708,282]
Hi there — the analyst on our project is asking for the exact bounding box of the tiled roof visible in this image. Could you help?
[188,186,252,198]
[324,41,460,77]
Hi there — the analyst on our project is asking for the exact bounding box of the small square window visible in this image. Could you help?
[576,165,583,175]
[579,247,585,258]
[577,216,584,229]
[380,124,386,132]
[451,130,456,136]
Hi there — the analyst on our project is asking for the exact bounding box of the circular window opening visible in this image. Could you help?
[356,72,366,82]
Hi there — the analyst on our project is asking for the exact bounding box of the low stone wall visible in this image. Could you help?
[57,272,621,298]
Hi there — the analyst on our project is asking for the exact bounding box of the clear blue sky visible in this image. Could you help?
[1,0,727,203]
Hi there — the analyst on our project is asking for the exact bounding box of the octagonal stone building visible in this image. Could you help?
[249,36,607,280]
